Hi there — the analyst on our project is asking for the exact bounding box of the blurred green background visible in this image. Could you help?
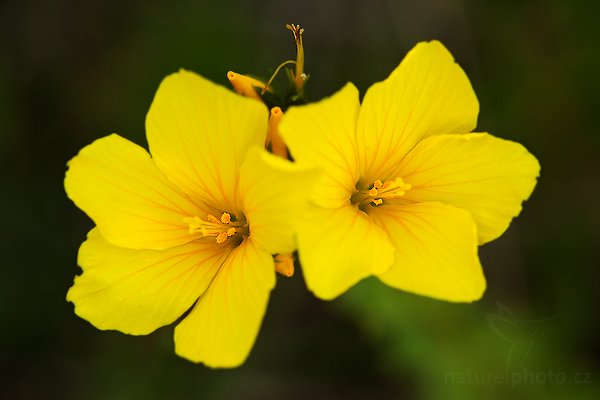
[1,0,599,399]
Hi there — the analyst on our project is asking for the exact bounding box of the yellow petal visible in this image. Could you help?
[65,134,207,250]
[370,202,485,302]
[279,83,360,208]
[296,205,394,300]
[357,40,479,183]
[239,147,318,254]
[67,228,229,335]
[174,239,275,368]
[395,133,540,244]
[146,70,268,212]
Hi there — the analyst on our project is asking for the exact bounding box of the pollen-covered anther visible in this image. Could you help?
[216,232,228,244]
[184,212,244,244]
[220,212,231,224]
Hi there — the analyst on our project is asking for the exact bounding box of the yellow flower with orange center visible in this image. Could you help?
[279,41,540,301]
[64,70,315,368]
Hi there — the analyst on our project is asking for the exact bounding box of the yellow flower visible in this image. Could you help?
[279,41,540,302]
[64,70,315,368]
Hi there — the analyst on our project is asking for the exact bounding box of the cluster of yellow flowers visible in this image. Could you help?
[64,26,539,368]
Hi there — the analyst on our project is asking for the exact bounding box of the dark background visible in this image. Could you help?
[1,0,599,399]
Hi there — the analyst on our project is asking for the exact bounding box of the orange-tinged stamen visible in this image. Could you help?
[266,107,288,159]
[220,212,231,224]
[274,253,295,277]
[184,212,245,244]
[216,232,228,244]
[227,71,270,101]
[351,177,412,207]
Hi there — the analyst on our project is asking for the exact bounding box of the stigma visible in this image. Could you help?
[351,177,412,207]
[184,212,247,244]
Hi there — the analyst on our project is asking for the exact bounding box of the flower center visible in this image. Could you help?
[184,212,248,244]
[351,177,412,208]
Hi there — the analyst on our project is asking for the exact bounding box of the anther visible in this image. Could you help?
[216,232,228,244]
[275,253,295,277]
[220,212,231,224]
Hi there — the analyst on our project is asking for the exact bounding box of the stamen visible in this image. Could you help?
[184,212,246,244]
[351,177,412,207]
[227,71,270,101]
[274,253,295,277]
[266,107,288,159]
[285,23,307,94]
[216,232,228,244]
[220,212,231,224]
